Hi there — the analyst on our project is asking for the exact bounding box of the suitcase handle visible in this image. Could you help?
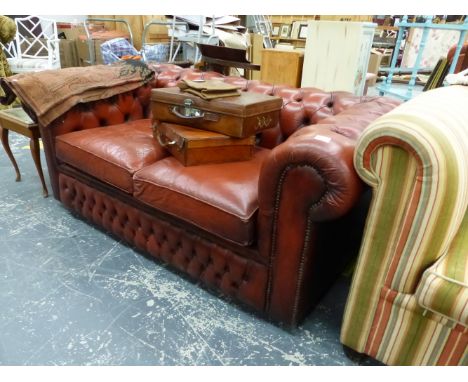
[155,130,181,150]
[171,99,205,120]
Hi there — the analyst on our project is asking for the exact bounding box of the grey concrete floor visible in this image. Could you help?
[0,113,384,366]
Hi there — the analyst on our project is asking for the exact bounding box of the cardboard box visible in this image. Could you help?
[57,22,85,41]
[367,50,383,86]
[261,49,304,87]
[93,40,107,65]
[75,38,91,66]
[57,23,91,67]
[75,38,106,66]
[75,31,131,66]
[59,39,80,68]
[375,48,394,67]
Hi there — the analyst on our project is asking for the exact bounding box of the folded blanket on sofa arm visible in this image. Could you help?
[0,60,155,126]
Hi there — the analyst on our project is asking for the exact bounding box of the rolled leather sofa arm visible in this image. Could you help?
[257,124,364,325]
[258,125,363,224]
[257,94,401,228]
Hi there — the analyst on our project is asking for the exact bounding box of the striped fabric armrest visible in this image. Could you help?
[340,85,468,365]
[415,214,468,327]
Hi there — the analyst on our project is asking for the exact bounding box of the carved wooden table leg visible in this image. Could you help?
[29,136,49,198]
[1,125,21,182]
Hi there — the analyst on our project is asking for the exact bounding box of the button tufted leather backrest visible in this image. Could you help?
[50,84,153,137]
[48,63,397,151]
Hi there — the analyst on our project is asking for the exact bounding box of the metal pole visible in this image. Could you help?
[169,16,176,63]
[193,15,203,63]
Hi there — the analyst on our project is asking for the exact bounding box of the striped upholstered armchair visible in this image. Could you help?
[340,85,468,365]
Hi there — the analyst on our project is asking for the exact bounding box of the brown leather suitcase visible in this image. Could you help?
[151,87,282,138]
[153,122,255,166]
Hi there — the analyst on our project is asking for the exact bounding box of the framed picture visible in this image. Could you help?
[258,23,267,35]
[263,36,273,49]
[298,24,308,39]
[280,24,290,38]
[290,21,302,39]
[271,25,280,37]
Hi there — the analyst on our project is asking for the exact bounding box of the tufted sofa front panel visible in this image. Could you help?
[59,173,269,311]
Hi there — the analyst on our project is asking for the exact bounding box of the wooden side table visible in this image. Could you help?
[0,107,48,197]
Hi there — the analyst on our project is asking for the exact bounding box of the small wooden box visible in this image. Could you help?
[151,87,282,138]
[153,122,255,166]
[260,49,304,87]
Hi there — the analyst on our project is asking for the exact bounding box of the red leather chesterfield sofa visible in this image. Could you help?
[35,63,399,326]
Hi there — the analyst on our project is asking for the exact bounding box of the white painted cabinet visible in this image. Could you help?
[301,21,376,95]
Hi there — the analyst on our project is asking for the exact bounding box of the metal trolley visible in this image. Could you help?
[141,18,219,66]
[82,17,135,65]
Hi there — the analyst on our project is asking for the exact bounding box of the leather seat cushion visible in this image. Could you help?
[55,119,168,193]
[133,148,270,246]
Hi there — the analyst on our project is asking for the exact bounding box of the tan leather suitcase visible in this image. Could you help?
[151,87,282,138]
[153,122,255,166]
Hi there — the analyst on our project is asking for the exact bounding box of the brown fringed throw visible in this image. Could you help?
[0,60,154,126]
